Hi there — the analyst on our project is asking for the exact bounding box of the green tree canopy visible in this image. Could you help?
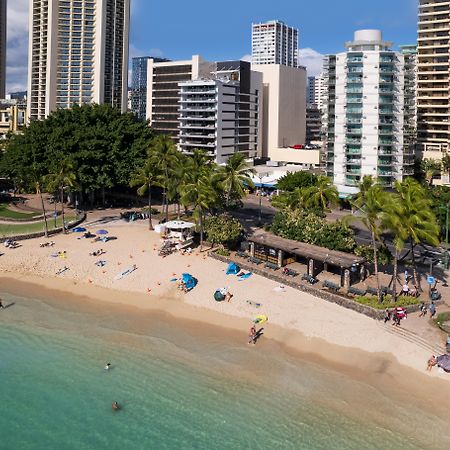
[204,214,244,247]
[0,104,153,197]
[276,170,318,192]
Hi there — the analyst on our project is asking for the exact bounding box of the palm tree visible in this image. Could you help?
[45,157,77,233]
[303,176,339,212]
[181,172,217,249]
[150,135,179,221]
[130,156,161,230]
[420,158,441,186]
[216,153,255,208]
[442,155,450,181]
[394,179,440,289]
[351,176,385,303]
[381,192,408,301]
[35,179,49,238]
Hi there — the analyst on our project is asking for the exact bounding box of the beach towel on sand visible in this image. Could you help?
[238,272,252,281]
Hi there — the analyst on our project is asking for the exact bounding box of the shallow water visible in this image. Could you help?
[0,290,449,450]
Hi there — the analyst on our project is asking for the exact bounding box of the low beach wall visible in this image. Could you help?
[209,251,425,320]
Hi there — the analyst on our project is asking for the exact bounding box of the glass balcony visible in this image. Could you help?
[346,138,361,145]
[346,168,361,175]
[345,177,360,186]
[346,147,362,154]
[346,158,361,165]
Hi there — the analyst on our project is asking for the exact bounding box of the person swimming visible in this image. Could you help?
[112,401,120,411]
[104,363,111,370]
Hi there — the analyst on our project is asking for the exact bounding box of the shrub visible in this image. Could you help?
[355,244,392,265]
[354,295,420,309]
[215,248,230,257]
[204,214,243,248]
[434,311,450,333]
[272,210,356,253]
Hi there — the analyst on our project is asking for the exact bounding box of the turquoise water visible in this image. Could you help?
[0,291,449,450]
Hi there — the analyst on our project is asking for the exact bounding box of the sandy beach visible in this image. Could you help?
[1,216,449,383]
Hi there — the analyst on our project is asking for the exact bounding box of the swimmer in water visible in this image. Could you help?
[104,363,111,370]
[112,401,120,411]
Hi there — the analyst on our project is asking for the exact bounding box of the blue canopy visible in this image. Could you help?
[72,227,86,233]
[226,262,240,275]
[182,273,197,291]
[96,229,109,235]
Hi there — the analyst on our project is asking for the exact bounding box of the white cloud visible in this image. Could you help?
[6,0,29,94]
[298,48,324,77]
[241,54,252,63]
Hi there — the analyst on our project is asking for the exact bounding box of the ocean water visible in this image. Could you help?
[0,290,449,450]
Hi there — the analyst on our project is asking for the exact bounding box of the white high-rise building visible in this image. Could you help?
[178,61,262,164]
[307,73,326,110]
[252,20,298,67]
[324,30,414,196]
[27,0,130,121]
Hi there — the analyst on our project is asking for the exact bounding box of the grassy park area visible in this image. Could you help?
[0,215,75,238]
[0,203,40,220]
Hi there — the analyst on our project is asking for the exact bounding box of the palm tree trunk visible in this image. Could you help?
[371,229,382,303]
[177,201,181,220]
[165,167,169,221]
[54,196,57,228]
[148,182,154,231]
[410,240,421,291]
[392,248,399,302]
[226,183,232,209]
[37,182,49,238]
[199,209,204,250]
[60,185,66,233]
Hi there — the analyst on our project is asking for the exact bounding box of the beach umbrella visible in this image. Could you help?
[214,290,225,302]
[437,354,450,372]
[96,229,108,235]
[253,315,268,324]
[72,227,86,233]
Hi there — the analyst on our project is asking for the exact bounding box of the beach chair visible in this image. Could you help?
[236,251,249,259]
[366,287,379,296]
[348,286,366,296]
[323,280,340,292]
[248,257,262,265]
[264,262,279,271]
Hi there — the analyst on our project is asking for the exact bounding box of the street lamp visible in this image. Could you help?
[257,172,268,227]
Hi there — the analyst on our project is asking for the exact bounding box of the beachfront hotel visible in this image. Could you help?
[0,0,6,99]
[323,30,415,196]
[417,0,450,162]
[178,60,262,164]
[252,20,299,67]
[27,0,130,121]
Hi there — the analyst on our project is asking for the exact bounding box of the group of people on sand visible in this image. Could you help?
[89,249,105,257]
[383,307,407,326]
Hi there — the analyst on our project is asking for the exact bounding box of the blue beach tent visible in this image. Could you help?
[182,273,197,291]
[226,262,240,275]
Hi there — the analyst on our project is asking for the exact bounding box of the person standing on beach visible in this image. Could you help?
[419,302,427,317]
[248,325,257,345]
[383,308,391,324]
[0,299,4,309]
[429,302,436,318]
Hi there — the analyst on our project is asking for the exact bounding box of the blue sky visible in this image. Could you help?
[130,0,418,75]
[8,0,418,93]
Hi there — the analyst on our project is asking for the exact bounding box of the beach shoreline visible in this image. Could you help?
[1,221,449,383]
[2,271,450,414]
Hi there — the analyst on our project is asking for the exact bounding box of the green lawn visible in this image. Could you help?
[0,216,75,238]
[0,203,40,220]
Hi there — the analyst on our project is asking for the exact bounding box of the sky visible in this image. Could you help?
[7,0,418,94]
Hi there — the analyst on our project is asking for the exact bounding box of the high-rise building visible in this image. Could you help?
[178,61,262,164]
[323,30,414,196]
[0,0,6,99]
[146,55,213,141]
[307,73,326,110]
[27,0,130,121]
[306,105,322,144]
[130,56,168,120]
[417,0,450,158]
[252,20,298,67]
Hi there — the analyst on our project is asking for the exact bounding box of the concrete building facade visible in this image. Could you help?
[417,0,450,158]
[178,61,262,164]
[0,0,6,99]
[324,30,414,196]
[27,0,130,121]
[252,20,298,67]
[146,55,213,141]
[0,100,26,137]
[252,64,307,164]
